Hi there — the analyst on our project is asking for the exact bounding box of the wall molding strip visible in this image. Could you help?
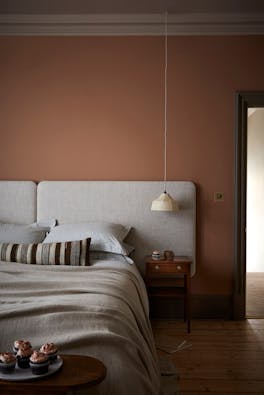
[0,13,264,35]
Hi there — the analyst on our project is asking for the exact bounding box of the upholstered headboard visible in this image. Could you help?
[0,180,196,275]
[37,181,196,275]
[0,181,36,224]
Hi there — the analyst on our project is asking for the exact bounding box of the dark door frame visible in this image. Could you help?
[234,91,264,319]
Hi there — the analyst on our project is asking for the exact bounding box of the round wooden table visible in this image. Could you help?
[0,354,107,395]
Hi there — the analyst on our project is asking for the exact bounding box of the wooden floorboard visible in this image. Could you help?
[152,319,264,394]
[246,273,264,318]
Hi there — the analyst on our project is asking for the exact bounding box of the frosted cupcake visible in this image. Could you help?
[0,352,16,374]
[30,351,49,375]
[13,340,32,355]
[16,344,33,368]
[40,343,58,362]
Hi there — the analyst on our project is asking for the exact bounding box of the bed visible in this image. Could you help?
[0,181,196,394]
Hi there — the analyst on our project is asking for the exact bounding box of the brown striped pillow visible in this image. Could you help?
[0,238,91,266]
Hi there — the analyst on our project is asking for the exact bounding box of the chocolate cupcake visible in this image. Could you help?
[40,343,58,362]
[0,352,16,374]
[30,351,49,375]
[16,344,33,368]
[13,339,31,355]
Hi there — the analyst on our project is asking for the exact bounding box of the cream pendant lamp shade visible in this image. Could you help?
[151,191,179,211]
[151,11,179,212]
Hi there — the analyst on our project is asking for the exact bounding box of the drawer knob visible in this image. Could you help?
[177,265,182,270]
[155,265,160,270]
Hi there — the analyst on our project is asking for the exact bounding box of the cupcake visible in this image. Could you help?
[0,352,16,374]
[30,351,49,375]
[40,343,58,362]
[13,339,31,355]
[16,344,33,368]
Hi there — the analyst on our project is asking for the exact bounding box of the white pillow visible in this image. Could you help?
[32,218,57,229]
[0,222,50,244]
[43,221,133,256]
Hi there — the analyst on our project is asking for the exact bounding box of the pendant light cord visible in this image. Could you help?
[164,11,168,193]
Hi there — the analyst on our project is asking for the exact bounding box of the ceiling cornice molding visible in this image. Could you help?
[0,13,264,35]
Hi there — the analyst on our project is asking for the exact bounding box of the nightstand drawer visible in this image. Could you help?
[147,262,189,275]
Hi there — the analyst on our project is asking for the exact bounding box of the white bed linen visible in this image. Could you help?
[0,256,160,395]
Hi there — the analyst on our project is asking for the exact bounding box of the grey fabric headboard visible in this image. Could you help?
[0,180,196,274]
[0,181,36,224]
[37,181,196,275]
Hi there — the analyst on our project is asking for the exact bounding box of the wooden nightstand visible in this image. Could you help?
[145,256,192,333]
[0,355,106,395]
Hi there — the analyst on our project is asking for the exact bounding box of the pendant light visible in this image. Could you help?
[151,11,179,212]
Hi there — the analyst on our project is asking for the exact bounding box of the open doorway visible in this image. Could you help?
[234,91,264,320]
[246,108,264,318]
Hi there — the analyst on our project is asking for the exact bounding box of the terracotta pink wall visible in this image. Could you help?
[1,36,264,295]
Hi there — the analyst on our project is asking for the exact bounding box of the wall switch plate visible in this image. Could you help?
[214,192,224,202]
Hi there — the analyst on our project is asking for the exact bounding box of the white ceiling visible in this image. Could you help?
[1,0,264,15]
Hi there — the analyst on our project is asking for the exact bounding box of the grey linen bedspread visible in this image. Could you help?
[0,260,160,394]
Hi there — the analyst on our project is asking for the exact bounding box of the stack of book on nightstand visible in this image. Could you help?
[151,250,164,260]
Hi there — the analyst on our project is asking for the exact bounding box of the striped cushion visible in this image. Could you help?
[0,238,91,266]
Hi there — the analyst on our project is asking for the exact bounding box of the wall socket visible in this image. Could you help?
[214,192,224,202]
